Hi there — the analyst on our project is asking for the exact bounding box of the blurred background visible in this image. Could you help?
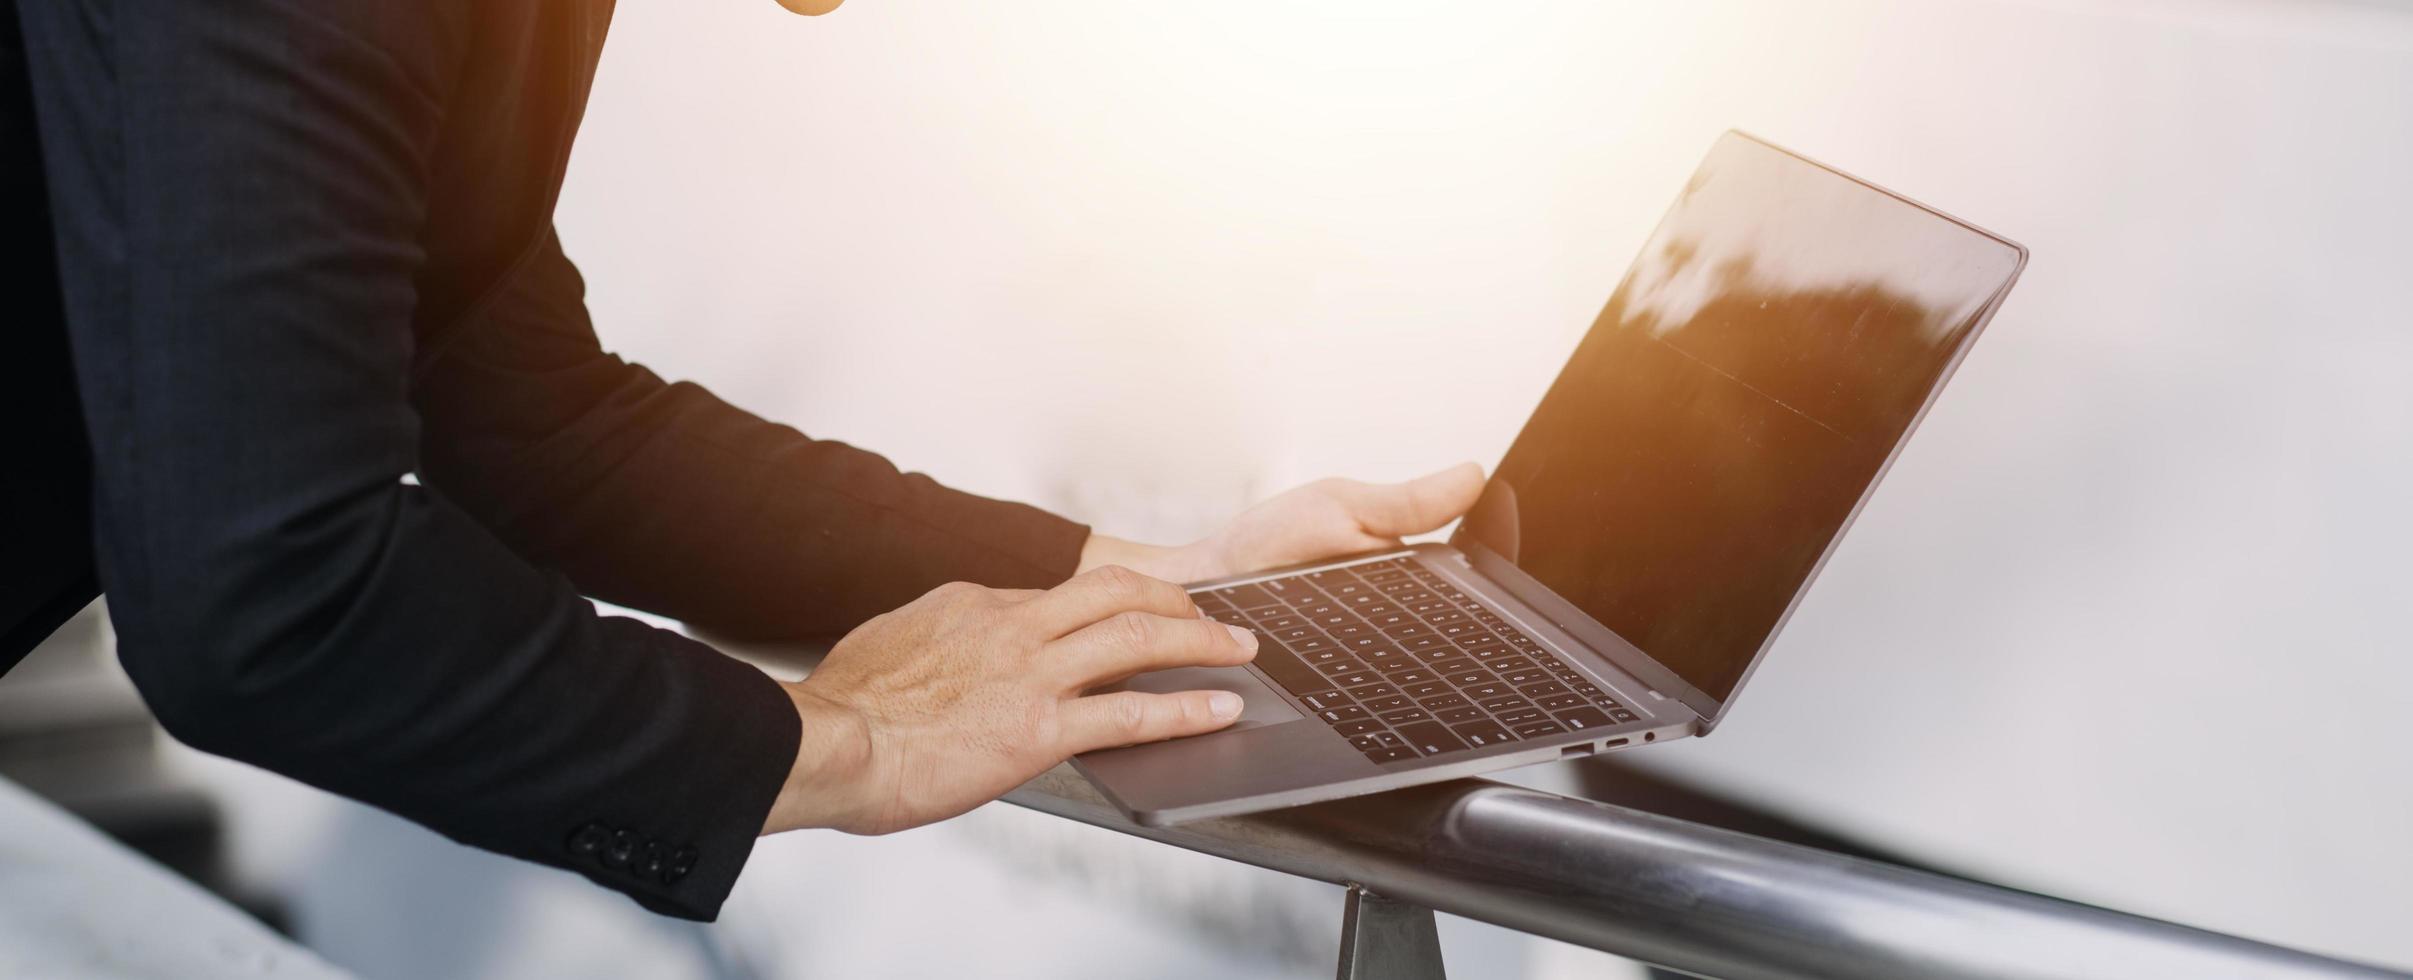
[6,0,2409,976]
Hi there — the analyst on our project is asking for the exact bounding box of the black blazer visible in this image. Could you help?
[4,0,1088,919]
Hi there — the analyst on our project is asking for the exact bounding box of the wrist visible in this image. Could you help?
[759,682,876,836]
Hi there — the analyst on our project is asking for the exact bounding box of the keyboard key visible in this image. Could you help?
[1436,621,1485,639]
[1478,694,1532,713]
[1348,732,1401,752]
[1552,706,1611,730]
[1299,690,1350,711]
[1389,668,1437,686]
[1445,670,1495,688]
[1329,622,1375,640]
[1339,592,1385,609]
[1290,636,1337,655]
[1265,578,1317,601]
[1611,709,1640,723]
[1317,706,1370,725]
[1216,584,1275,608]
[1316,658,1368,677]
[1395,722,1469,756]
[1424,609,1468,626]
[1272,626,1319,645]
[1360,695,1413,714]
[1462,682,1513,702]
[1498,668,1551,687]
[1380,623,1435,640]
[1341,636,1387,654]
[1299,601,1342,618]
[1363,568,1410,585]
[1345,682,1399,701]
[1325,582,1372,599]
[1368,655,1416,675]
[1537,693,1588,712]
[1380,580,1431,598]
[1416,692,1472,711]
[1494,706,1548,726]
[1429,657,1481,675]
[1512,721,1568,739]
[1362,611,1415,630]
[1336,719,1384,736]
[1403,680,1451,699]
[1402,596,1451,615]
[1436,705,1486,724]
[1516,680,1570,698]
[1451,719,1515,748]
[1402,635,1455,654]
[1379,706,1434,725]
[1329,670,1378,689]
[1360,747,1419,764]
[1257,615,1305,631]
[1301,646,1349,665]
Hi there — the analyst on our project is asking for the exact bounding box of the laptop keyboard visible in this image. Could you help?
[1192,557,1642,765]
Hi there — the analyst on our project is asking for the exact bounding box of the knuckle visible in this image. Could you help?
[1089,564,1146,597]
[1104,611,1156,651]
[927,580,981,602]
[1112,696,1154,737]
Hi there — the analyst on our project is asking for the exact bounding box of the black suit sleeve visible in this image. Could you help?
[412,229,1090,641]
[15,0,808,919]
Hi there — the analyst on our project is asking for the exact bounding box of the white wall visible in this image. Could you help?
[550,0,2413,971]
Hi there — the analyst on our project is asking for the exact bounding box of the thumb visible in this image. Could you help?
[1343,462,1487,538]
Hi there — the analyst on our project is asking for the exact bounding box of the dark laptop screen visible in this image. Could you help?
[1460,132,2022,708]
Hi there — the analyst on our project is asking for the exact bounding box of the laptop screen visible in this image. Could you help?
[1459,132,2023,711]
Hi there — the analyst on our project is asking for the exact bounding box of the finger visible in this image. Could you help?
[1338,462,1487,538]
[1018,565,1197,638]
[1056,689,1245,752]
[1048,612,1258,688]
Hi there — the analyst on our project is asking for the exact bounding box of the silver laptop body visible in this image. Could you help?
[1075,131,2028,825]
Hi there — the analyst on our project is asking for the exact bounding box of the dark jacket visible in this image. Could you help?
[3,0,1088,919]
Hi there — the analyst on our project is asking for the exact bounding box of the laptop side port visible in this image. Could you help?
[1560,744,1597,758]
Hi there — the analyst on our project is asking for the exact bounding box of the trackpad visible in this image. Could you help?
[1110,666,1304,731]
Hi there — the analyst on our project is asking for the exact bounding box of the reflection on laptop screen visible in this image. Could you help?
[1462,133,2022,705]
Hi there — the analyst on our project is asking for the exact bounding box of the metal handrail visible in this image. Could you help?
[714,637,2405,980]
[1003,765,2406,980]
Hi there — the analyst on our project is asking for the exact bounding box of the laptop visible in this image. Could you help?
[1075,131,2028,825]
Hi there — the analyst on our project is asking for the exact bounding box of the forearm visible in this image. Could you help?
[417,235,1091,638]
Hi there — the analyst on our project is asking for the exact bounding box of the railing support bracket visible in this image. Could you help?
[1337,883,1447,980]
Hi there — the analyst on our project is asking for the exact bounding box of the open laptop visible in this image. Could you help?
[1075,131,2027,825]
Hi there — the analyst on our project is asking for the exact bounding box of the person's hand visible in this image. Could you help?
[1079,463,1487,584]
[761,566,1258,836]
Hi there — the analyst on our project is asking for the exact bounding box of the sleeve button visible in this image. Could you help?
[603,829,640,869]
[566,823,610,857]
[663,846,699,884]
[639,841,669,879]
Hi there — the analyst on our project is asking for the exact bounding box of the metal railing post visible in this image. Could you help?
[1337,885,1447,980]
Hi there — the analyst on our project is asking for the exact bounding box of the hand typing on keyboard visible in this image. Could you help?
[760,566,1258,836]
[1074,463,1486,585]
